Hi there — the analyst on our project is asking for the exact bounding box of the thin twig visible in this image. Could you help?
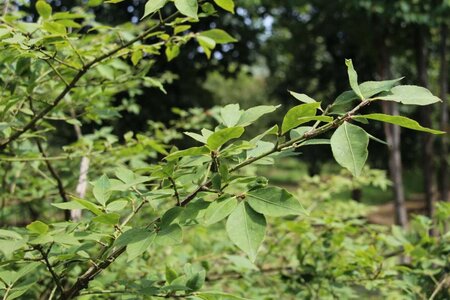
[42,59,70,86]
[168,177,180,205]
[38,49,81,71]
[429,273,449,300]
[36,246,65,296]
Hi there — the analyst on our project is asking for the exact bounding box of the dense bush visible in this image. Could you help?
[0,1,448,299]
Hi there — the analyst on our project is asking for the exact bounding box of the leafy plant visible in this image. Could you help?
[0,1,446,299]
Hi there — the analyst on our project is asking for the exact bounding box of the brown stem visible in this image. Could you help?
[168,177,180,206]
[36,245,64,296]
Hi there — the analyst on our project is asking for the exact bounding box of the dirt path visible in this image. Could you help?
[367,195,428,225]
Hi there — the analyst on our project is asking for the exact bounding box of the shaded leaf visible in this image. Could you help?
[345,59,363,99]
[92,213,120,225]
[165,146,210,161]
[355,114,445,134]
[207,127,244,150]
[237,105,279,127]
[156,224,183,246]
[93,174,111,205]
[200,29,237,44]
[142,0,167,19]
[281,102,320,134]
[174,0,198,18]
[377,85,441,105]
[288,91,317,104]
[204,196,238,225]
[220,104,242,127]
[127,232,156,262]
[36,0,52,19]
[214,0,235,13]
[26,221,48,235]
[246,187,305,217]
[330,122,369,177]
[226,202,266,262]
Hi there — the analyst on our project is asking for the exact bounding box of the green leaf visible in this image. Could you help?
[92,213,120,225]
[246,187,305,217]
[165,146,210,161]
[174,0,198,18]
[246,141,274,159]
[142,0,167,19]
[26,221,49,235]
[114,167,134,183]
[237,105,279,127]
[345,59,364,100]
[42,21,67,35]
[165,266,179,284]
[72,196,103,216]
[93,174,111,205]
[106,200,128,211]
[36,0,52,19]
[186,270,206,291]
[184,132,207,144]
[288,91,317,104]
[281,102,320,134]
[0,230,22,240]
[195,291,249,300]
[213,0,235,13]
[156,224,183,246]
[166,45,180,61]
[51,201,85,210]
[220,104,242,127]
[114,228,147,247]
[52,233,80,246]
[204,196,238,225]
[330,122,369,177]
[160,207,184,227]
[377,85,442,105]
[97,65,114,80]
[226,202,266,262]
[207,127,244,150]
[295,116,333,126]
[359,78,403,98]
[355,114,445,134]
[126,232,156,262]
[197,35,216,49]
[174,25,191,34]
[197,36,216,59]
[200,29,237,44]
[330,90,359,114]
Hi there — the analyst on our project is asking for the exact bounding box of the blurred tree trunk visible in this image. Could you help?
[415,25,437,229]
[438,23,449,207]
[377,30,408,227]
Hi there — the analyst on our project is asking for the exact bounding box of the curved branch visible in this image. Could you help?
[59,99,371,299]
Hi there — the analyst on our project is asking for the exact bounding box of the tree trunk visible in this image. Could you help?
[438,23,449,206]
[376,29,408,227]
[415,25,437,230]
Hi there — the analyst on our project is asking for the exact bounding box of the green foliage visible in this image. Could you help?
[226,202,266,262]
[0,0,447,299]
[330,122,369,177]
